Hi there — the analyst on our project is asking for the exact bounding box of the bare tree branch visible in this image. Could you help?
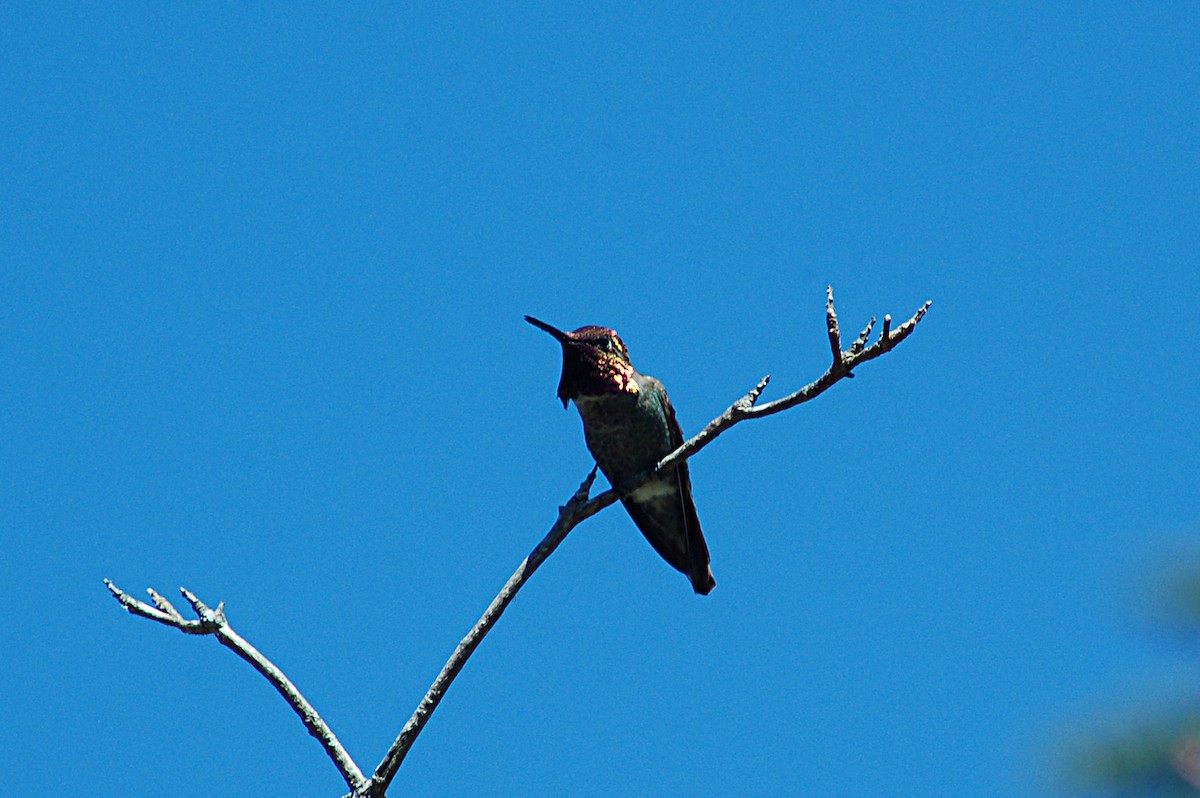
[108,288,932,798]
[104,579,368,793]
[363,469,601,795]
[650,288,931,475]
[365,287,932,796]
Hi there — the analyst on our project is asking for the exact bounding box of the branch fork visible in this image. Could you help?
[107,287,931,797]
[104,580,368,793]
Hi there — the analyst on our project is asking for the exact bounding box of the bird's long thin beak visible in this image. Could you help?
[524,315,571,345]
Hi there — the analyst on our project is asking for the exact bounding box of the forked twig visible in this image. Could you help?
[105,579,368,793]
[365,287,931,794]
[107,288,932,798]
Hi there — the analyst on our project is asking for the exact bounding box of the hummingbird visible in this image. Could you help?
[525,316,715,595]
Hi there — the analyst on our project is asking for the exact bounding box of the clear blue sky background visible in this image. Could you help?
[3,4,1197,796]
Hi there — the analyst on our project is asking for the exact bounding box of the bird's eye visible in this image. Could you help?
[596,337,613,351]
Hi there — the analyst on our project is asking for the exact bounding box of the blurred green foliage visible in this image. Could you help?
[1064,559,1200,796]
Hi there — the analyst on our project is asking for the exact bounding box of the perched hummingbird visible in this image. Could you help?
[525,316,715,595]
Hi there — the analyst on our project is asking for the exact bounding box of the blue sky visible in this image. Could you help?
[2,4,1198,796]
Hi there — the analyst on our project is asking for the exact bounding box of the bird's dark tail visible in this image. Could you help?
[691,563,716,595]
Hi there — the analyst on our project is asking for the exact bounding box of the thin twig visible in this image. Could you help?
[850,317,876,355]
[748,294,930,420]
[648,291,931,471]
[825,285,842,363]
[105,580,368,793]
[364,469,602,795]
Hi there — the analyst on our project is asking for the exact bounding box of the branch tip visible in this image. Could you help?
[825,287,843,362]
[180,587,214,620]
[578,466,598,497]
[148,588,184,621]
[871,301,931,352]
[105,580,139,612]
[751,374,770,404]
[733,374,772,414]
[106,580,142,610]
[851,317,876,355]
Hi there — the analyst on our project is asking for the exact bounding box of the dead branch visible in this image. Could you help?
[651,287,932,475]
[365,286,931,795]
[363,469,601,795]
[104,579,368,793]
[107,287,931,798]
